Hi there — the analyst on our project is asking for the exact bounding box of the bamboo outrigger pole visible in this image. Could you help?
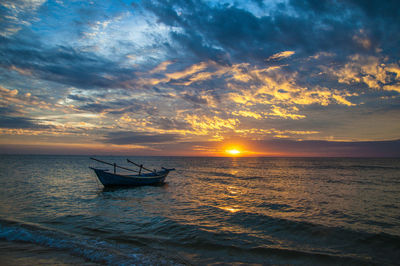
[90,157,139,173]
[127,159,154,173]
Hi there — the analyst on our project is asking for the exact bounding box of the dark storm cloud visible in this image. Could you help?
[156,117,191,130]
[291,0,400,21]
[67,94,93,102]
[0,35,137,90]
[78,103,111,113]
[181,92,208,104]
[2,0,397,94]
[103,131,179,145]
[289,0,400,53]
[77,99,156,115]
[0,115,51,129]
[144,0,399,64]
[0,106,22,116]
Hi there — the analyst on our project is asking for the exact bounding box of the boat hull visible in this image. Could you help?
[90,167,169,187]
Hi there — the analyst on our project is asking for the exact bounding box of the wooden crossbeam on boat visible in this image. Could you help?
[90,157,139,173]
[127,159,154,173]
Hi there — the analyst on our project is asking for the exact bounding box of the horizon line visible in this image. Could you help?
[1,153,399,159]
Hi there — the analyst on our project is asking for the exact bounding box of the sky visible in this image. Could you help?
[0,0,399,157]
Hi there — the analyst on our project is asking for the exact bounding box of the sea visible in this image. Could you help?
[0,155,399,265]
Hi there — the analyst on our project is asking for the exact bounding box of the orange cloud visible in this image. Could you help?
[149,60,174,74]
[184,114,239,135]
[328,54,400,92]
[267,51,295,61]
[9,65,33,76]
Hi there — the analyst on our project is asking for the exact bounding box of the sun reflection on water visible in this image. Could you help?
[218,206,242,213]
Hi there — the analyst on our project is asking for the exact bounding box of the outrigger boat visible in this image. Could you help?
[90,158,175,187]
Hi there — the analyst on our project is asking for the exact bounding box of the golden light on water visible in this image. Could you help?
[219,206,241,213]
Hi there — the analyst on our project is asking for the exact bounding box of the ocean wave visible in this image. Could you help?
[0,218,184,265]
[105,219,360,264]
[348,165,400,170]
[190,169,266,181]
[224,211,400,264]
[132,217,372,265]
[289,164,400,171]
[255,202,293,211]
[98,210,395,265]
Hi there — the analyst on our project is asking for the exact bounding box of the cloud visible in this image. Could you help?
[0,0,399,154]
[0,36,138,90]
[0,106,22,116]
[184,114,239,136]
[67,94,93,102]
[149,60,175,74]
[181,92,208,105]
[0,0,46,37]
[0,85,57,113]
[76,98,156,116]
[103,131,180,145]
[104,138,400,157]
[246,138,400,157]
[144,0,399,65]
[267,51,295,61]
[156,117,191,130]
[0,115,51,129]
[326,54,400,92]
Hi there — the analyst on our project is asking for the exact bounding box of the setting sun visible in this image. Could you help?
[225,149,241,156]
